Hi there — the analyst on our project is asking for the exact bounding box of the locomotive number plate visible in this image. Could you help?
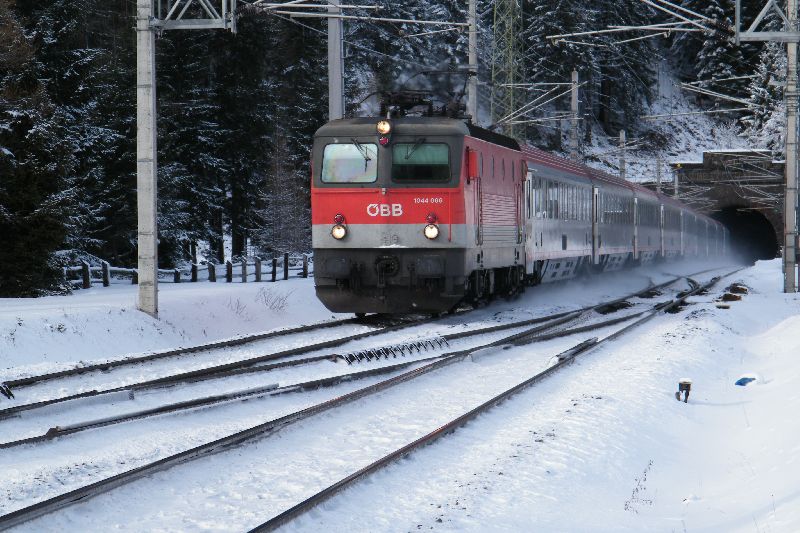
[413,197,444,204]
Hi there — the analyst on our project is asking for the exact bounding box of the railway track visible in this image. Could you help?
[0,273,690,443]
[0,311,470,415]
[0,267,736,529]
[0,312,453,396]
[251,268,740,531]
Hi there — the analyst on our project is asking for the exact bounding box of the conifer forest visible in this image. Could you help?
[0,0,787,295]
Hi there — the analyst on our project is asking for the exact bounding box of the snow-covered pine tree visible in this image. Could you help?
[157,29,229,266]
[252,12,327,255]
[592,0,656,132]
[695,0,747,94]
[521,0,596,147]
[0,0,75,296]
[522,1,655,145]
[25,0,138,266]
[743,40,786,153]
[742,7,787,157]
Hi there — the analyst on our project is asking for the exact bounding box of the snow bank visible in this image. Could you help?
[0,279,345,374]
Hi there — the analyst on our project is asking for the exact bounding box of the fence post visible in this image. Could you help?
[302,254,308,278]
[132,270,138,285]
[174,269,181,283]
[283,252,289,280]
[254,257,262,282]
[226,261,233,283]
[81,261,91,289]
[191,263,198,282]
[208,263,216,282]
[241,258,247,283]
[101,261,110,287]
[271,258,277,282]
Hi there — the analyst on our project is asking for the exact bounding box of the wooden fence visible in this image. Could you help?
[64,253,313,289]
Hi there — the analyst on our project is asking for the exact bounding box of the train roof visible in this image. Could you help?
[521,145,721,226]
[314,118,720,227]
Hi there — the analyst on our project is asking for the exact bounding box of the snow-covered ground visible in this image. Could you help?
[0,278,340,373]
[2,259,798,532]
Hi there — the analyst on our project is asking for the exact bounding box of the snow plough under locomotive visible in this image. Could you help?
[310,111,727,315]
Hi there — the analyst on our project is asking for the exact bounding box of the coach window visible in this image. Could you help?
[565,186,571,220]
[582,188,588,221]
[535,178,544,218]
[392,143,450,182]
[547,181,560,219]
[566,186,572,220]
[570,186,576,220]
[492,156,496,178]
[543,180,550,218]
[321,142,378,183]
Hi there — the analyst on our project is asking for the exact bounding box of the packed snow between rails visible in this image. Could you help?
[1,259,798,532]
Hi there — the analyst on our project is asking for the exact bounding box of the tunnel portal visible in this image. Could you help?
[711,207,780,264]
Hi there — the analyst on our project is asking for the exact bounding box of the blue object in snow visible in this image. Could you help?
[735,377,756,386]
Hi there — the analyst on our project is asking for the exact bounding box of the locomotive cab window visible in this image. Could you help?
[321,142,378,183]
[392,143,450,182]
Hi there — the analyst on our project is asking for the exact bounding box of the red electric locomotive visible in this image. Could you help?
[311,116,525,314]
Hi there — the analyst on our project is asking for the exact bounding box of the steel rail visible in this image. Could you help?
[0,316,579,530]
[0,275,685,420]
[251,269,742,531]
[0,271,724,528]
[0,309,649,449]
[0,313,444,392]
[0,311,576,420]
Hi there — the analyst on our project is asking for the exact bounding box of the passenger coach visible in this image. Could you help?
[311,116,728,315]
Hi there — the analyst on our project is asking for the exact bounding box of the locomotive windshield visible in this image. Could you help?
[391,142,450,182]
[321,142,378,183]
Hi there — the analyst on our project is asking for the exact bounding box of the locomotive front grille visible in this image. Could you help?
[313,248,467,313]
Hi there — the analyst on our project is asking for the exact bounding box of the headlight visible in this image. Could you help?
[424,224,439,240]
[331,224,347,240]
[376,120,391,135]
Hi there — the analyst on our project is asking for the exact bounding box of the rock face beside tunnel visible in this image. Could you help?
[646,150,783,263]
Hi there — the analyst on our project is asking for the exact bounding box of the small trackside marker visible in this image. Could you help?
[0,384,13,400]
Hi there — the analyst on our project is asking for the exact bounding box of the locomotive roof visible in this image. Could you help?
[314,117,472,138]
[315,117,523,151]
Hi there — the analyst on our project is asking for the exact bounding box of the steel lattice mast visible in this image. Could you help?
[490,0,524,137]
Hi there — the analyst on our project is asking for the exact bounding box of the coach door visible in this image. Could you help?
[592,186,600,264]
[524,169,536,274]
[473,153,484,245]
[659,204,665,258]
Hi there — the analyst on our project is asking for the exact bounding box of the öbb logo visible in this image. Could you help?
[367,204,403,217]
